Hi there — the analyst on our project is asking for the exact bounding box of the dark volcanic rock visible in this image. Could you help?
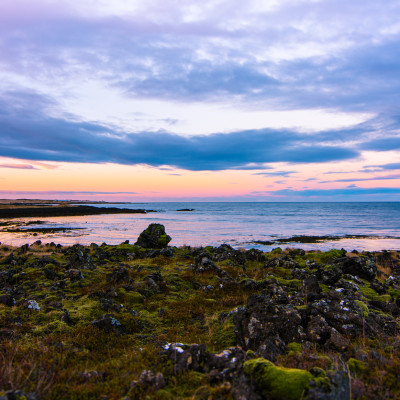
[130,370,166,392]
[0,294,15,306]
[334,256,377,281]
[234,293,305,360]
[134,224,171,249]
[0,391,37,400]
[106,266,130,283]
[90,314,124,333]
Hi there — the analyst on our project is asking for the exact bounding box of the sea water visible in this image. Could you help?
[1,202,400,251]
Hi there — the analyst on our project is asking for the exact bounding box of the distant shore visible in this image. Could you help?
[0,199,153,218]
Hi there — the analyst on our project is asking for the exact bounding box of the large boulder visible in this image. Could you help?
[134,224,171,249]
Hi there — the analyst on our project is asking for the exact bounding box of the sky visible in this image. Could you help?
[1,0,400,201]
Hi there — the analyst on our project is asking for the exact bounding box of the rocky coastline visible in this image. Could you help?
[1,224,400,399]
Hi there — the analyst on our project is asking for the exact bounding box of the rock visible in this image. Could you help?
[100,298,122,312]
[264,255,299,269]
[27,300,40,310]
[212,244,247,266]
[334,256,377,281]
[134,224,171,249]
[106,266,130,283]
[245,248,266,262]
[234,293,305,360]
[194,254,221,273]
[0,391,37,400]
[0,294,15,306]
[243,358,314,400]
[130,370,166,391]
[90,314,124,333]
[65,269,84,281]
[325,328,350,351]
[66,244,95,269]
[77,370,104,382]
[307,371,350,400]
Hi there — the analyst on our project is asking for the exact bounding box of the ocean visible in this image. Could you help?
[1,202,400,251]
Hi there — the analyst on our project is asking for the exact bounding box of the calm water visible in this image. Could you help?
[1,202,400,251]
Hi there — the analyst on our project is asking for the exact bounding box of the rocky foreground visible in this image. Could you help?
[0,224,400,399]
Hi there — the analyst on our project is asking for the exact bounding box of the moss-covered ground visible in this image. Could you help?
[0,243,399,399]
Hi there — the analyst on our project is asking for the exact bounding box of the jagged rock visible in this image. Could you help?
[130,370,166,391]
[100,298,122,312]
[245,248,266,262]
[334,256,377,281]
[106,266,130,283]
[160,247,174,257]
[134,224,171,249]
[194,254,221,273]
[66,244,95,269]
[212,244,247,266]
[65,269,84,281]
[90,314,124,333]
[0,391,37,400]
[306,371,350,400]
[234,293,305,360]
[27,300,40,310]
[264,255,299,269]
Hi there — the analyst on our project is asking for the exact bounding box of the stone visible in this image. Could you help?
[0,294,15,306]
[134,224,171,249]
[90,314,124,333]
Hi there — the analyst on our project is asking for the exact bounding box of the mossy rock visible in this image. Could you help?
[348,357,369,376]
[355,300,369,316]
[244,358,313,400]
[135,224,172,249]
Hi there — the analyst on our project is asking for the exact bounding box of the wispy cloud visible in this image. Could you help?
[0,163,37,169]
[269,187,400,197]
[0,190,137,195]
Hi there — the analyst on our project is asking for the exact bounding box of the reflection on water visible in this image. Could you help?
[1,202,400,251]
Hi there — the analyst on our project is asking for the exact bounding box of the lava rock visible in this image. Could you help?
[335,256,377,281]
[90,314,124,333]
[134,224,171,249]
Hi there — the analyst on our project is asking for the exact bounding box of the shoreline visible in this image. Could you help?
[0,205,154,218]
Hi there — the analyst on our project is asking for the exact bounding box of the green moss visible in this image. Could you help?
[211,319,236,350]
[388,288,400,299]
[355,300,369,316]
[117,288,144,305]
[244,358,313,400]
[348,358,369,376]
[317,249,343,263]
[246,350,256,360]
[157,235,169,247]
[287,342,302,352]
[274,276,301,288]
[359,284,391,302]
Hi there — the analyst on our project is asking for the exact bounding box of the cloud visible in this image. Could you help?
[1,0,400,113]
[253,170,295,177]
[367,163,400,170]
[0,90,359,171]
[320,174,400,183]
[0,190,137,195]
[0,163,37,169]
[270,187,400,197]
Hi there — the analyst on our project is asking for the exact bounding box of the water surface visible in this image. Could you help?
[1,202,400,251]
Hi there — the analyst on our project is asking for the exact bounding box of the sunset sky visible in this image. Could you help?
[1,0,400,201]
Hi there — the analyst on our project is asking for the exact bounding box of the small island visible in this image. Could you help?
[0,224,399,399]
